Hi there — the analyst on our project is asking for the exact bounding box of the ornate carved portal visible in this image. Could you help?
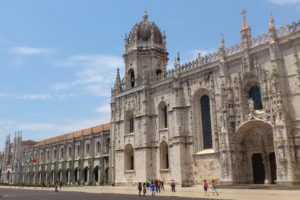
[232,120,276,184]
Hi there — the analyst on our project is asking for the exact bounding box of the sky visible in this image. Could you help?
[0,0,299,151]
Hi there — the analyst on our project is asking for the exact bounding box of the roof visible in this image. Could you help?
[33,123,111,148]
[22,140,37,146]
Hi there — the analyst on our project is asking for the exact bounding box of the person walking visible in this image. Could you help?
[161,181,164,191]
[143,182,147,196]
[203,180,209,196]
[138,182,142,196]
[150,181,156,197]
[211,180,219,196]
[54,180,59,192]
[59,181,62,190]
[171,180,176,192]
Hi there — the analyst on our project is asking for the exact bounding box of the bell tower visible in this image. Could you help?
[123,11,168,89]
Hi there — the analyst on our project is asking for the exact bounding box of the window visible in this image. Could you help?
[104,139,110,154]
[129,117,134,133]
[200,95,213,149]
[53,149,57,160]
[160,141,169,169]
[128,69,135,88]
[77,145,80,157]
[249,86,263,110]
[125,111,135,134]
[156,69,162,80]
[158,102,168,129]
[46,150,50,161]
[125,144,134,171]
[86,143,90,154]
[68,147,72,158]
[96,141,101,153]
[60,148,64,159]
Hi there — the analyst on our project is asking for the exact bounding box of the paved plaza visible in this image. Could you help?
[1,186,300,200]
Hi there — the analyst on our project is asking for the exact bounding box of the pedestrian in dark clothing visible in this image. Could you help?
[161,181,165,191]
[59,181,62,190]
[54,181,59,192]
[171,180,176,192]
[143,183,147,196]
[138,182,142,196]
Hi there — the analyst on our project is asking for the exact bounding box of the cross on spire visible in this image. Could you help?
[143,10,148,22]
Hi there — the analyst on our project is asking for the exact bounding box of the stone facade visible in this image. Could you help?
[110,12,300,185]
[0,123,111,185]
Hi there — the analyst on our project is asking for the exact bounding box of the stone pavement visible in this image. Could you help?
[1,185,300,200]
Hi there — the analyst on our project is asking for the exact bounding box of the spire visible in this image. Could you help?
[174,52,181,75]
[269,12,275,29]
[114,68,121,93]
[220,33,225,49]
[240,9,251,49]
[241,10,249,30]
[268,12,277,42]
[219,33,225,63]
[143,10,148,22]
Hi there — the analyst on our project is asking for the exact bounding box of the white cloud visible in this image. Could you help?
[9,46,55,55]
[96,104,111,114]
[268,0,300,5]
[0,116,110,151]
[0,92,77,100]
[52,54,123,97]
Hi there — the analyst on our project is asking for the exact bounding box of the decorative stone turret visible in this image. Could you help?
[123,11,168,89]
[113,68,122,93]
[240,10,251,73]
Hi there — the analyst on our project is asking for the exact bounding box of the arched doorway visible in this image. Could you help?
[233,120,276,184]
[104,167,109,185]
[74,168,79,184]
[83,167,88,184]
[93,166,99,184]
[6,171,11,183]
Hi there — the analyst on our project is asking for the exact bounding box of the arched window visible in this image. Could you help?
[160,141,169,169]
[125,111,135,134]
[125,144,134,171]
[128,69,135,88]
[200,95,213,149]
[60,148,64,159]
[96,141,101,153]
[85,143,90,154]
[249,86,263,110]
[156,69,162,80]
[158,102,168,129]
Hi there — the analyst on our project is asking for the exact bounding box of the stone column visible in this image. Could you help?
[87,168,89,185]
[263,154,271,184]
[33,173,36,184]
[39,173,42,184]
[68,171,70,185]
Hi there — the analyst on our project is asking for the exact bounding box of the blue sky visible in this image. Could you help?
[0,0,299,150]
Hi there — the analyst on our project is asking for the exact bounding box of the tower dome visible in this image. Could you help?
[125,11,166,52]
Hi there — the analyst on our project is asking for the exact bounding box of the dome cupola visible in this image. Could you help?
[124,11,166,53]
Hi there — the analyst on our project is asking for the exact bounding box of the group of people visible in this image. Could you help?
[138,179,166,197]
[203,179,219,196]
[137,179,219,197]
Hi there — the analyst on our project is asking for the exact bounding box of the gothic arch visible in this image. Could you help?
[124,144,134,171]
[192,88,214,152]
[232,120,275,184]
[160,141,169,170]
[128,68,135,88]
[242,78,263,112]
[158,101,168,129]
